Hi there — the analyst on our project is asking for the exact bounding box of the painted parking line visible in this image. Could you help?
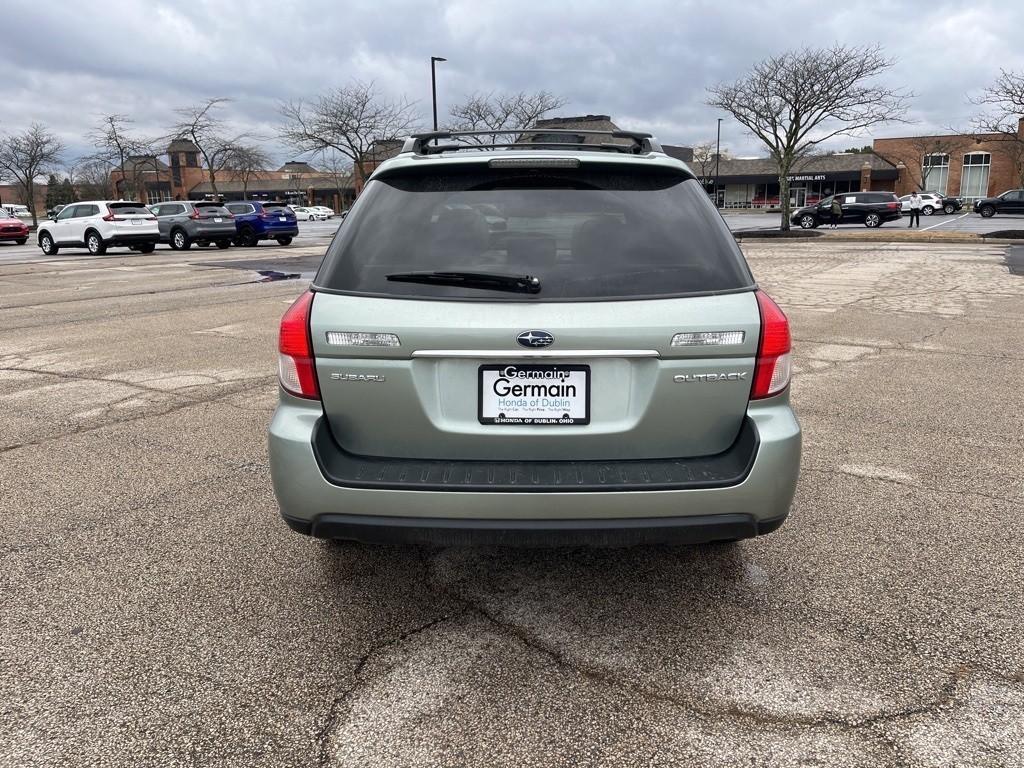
[921,212,970,231]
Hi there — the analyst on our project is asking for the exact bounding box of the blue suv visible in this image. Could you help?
[223,201,299,246]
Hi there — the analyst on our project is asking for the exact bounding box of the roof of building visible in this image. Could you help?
[662,144,694,163]
[698,152,898,181]
[123,155,170,172]
[277,161,319,174]
[167,138,200,153]
[189,175,354,195]
[525,114,632,146]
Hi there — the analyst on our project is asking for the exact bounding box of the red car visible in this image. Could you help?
[0,212,29,245]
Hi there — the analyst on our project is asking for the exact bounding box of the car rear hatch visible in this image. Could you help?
[105,202,158,236]
[307,160,764,462]
[191,203,236,235]
[261,204,297,230]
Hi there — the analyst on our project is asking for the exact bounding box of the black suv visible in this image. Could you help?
[974,190,1024,218]
[791,192,903,228]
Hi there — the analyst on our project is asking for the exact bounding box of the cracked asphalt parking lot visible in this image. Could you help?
[1,240,1023,767]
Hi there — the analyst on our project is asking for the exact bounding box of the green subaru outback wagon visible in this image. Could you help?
[268,129,801,546]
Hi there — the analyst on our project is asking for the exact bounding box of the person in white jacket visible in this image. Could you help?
[908,191,922,228]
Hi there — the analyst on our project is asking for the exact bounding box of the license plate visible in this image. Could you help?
[279,216,286,222]
[131,219,143,225]
[214,217,223,222]
[479,364,590,426]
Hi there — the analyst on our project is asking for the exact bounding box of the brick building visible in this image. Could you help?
[109,140,355,209]
[872,118,1024,201]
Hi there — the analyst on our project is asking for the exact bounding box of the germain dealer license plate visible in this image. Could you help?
[479,364,590,426]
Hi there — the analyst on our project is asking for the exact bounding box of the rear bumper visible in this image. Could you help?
[104,232,158,245]
[258,226,298,240]
[189,223,237,239]
[282,511,787,547]
[268,391,801,545]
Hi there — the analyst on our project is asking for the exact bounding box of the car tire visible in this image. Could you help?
[276,236,293,246]
[171,229,191,250]
[979,205,995,218]
[215,239,230,249]
[864,213,882,228]
[799,214,817,229]
[923,205,934,216]
[86,230,107,255]
[137,242,156,254]
[39,232,58,255]
[943,204,956,215]
[235,227,257,247]
[15,238,26,245]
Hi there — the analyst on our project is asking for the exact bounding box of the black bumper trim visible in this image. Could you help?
[283,512,787,547]
[312,418,758,493]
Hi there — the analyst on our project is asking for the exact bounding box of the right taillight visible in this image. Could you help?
[278,290,320,399]
[751,290,791,399]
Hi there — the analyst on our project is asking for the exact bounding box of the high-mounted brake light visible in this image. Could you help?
[751,290,792,399]
[278,291,320,399]
[488,158,580,169]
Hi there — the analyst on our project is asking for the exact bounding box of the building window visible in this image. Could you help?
[960,153,991,201]
[922,154,949,194]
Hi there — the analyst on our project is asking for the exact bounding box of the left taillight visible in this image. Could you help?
[751,290,792,399]
[278,290,320,399]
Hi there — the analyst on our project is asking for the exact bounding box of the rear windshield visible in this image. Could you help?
[262,204,291,214]
[108,203,150,215]
[314,167,754,301]
[195,204,230,215]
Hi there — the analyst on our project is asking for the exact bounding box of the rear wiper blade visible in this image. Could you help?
[385,270,541,294]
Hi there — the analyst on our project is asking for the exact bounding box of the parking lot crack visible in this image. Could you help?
[315,608,470,767]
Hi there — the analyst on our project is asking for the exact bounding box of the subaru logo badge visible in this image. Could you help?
[517,330,554,348]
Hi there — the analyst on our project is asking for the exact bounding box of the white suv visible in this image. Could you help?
[898,193,943,216]
[37,201,160,256]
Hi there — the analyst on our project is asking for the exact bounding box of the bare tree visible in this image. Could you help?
[278,81,419,188]
[970,69,1024,188]
[708,45,909,230]
[69,157,115,200]
[446,90,568,144]
[0,123,65,226]
[87,115,151,200]
[168,98,241,197]
[690,141,732,179]
[317,149,354,210]
[223,143,271,199]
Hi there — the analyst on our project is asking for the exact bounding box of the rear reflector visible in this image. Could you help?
[672,331,745,347]
[278,290,319,399]
[326,331,400,347]
[751,290,792,399]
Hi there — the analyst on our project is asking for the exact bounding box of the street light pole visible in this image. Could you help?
[715,117,722,208]
[430,56,447,131]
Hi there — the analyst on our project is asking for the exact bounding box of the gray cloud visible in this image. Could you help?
[1,0,1022,166]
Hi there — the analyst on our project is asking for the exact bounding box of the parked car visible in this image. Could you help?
[1,203,32,221]
[224,201,298,246]
[149,201,235,250]
[310,205,335,219]
[974,189,1024,218]
[0,211,29,245]
[36,200,158,255]
[268,128,801,547]
[927,193,964,215]
[289,206,318,221]
[898,193,944,216]
[47,203,67,219]
[791,191,902,228]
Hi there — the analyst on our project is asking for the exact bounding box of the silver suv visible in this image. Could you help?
[268,129,801,546]
[149,201,236,250]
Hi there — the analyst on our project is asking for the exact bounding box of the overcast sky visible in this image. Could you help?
[1,0,1022,167]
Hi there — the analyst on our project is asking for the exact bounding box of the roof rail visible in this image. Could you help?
[401,128,663,156]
